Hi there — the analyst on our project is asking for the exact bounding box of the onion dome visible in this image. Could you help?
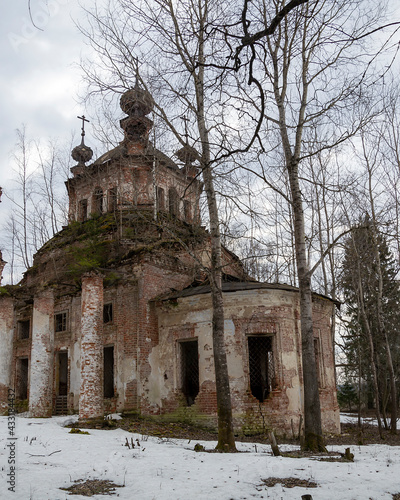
[120,82,154,143]
[120,85,154,117]
[71,140,93,165]
[175,144,199,165]
[71,115,93,167]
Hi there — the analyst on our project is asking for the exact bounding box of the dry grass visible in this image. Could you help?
[61,479,123,496]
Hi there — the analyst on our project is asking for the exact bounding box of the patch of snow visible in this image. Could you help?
[105,413,122,421]
[0,416,399,499]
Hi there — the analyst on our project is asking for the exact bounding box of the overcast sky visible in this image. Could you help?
[0,1,99,185]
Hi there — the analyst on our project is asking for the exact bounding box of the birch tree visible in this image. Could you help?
[234,0,389,450]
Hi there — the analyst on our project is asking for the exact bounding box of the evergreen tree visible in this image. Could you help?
[340,219,400,427]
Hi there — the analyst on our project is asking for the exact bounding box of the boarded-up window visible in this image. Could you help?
[180,340,199,406]
[18,320,30,340]
[93,187,103,215]
[103,303,113,324]
[17,358,29,400]
[104,346,115,398]
[248,336,276,402]
[54,312,67,333]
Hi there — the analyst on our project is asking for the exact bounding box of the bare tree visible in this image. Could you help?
[234,0,390,450]
[2,128,70,284]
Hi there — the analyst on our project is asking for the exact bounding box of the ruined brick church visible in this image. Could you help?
[0,84,340,435]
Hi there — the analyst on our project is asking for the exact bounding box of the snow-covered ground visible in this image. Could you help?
[1,415,399,500]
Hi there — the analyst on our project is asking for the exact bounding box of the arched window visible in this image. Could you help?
[93,187,103,215]
[168,187,179,217]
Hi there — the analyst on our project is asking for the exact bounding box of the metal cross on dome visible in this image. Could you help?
[77,115,90,139]
[181,115,189,144]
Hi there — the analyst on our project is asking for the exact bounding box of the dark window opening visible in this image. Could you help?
[17,358,29,400]
[183,200,191,222]
[93,187,103,215]
[180,340,199,406]
[108,188,118,212]
[58,351,68,396]
[168,187,179,217]
[104,346,115,398]
[157,187,165,211]
[18,320,30,340]
[55,312,67,333]
[78,199,88,222]
[103,303,113,324]
[248,336,275,402]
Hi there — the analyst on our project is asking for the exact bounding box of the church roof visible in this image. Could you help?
[93,142,180,172]
[158,280,340,306]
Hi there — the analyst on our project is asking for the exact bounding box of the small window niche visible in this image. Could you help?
[104,346,115,398]
[18,320,30,340]
[157,187,165,211]
[103,303,113,324]
[93,187,104,215]
[54,312,68,333]
[180,339,199,406]
[108,187,118,212]
[248,335,276,402]
[78,199,88,222]
[168,187,179,217]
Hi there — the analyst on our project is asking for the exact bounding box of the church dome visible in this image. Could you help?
[71,141,93,165]
[120,86,154,117]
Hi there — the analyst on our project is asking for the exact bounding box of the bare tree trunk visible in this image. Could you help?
[195,9,236,451]
[287,158,325,451]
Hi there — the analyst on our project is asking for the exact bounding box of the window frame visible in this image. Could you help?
[54,311,68,333]
[179,338,199,406]
[17,319,30,340]
[247,334,277,403]
[103,303,113,324]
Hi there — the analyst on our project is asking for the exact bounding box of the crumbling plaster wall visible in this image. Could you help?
[29,289,54,417]
[154,287,340,435]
